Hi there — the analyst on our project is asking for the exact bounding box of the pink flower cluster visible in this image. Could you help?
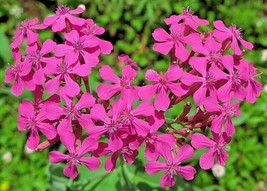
[5,6,262,187]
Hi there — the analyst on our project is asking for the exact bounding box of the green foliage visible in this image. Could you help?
[0,0,267,191]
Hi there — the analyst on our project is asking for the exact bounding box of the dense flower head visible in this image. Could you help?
[5,6,262,188]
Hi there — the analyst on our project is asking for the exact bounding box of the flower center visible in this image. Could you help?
[120,77,132,88]
[204,72,215,90]
[57,62,69,74]
[229,24,243,40]
[28,50,42,69]
[209,51,222,64]
[68,153,81,166]
[106,120,121,134]
[73,40,83,52]
[56,5,70,15]
[183,7,194,17]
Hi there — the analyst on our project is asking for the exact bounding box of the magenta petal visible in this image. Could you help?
[12,78,24,96]
[26,30,38,44]
[231,38,242,55]
[104,152,120,172]
[145,69,160,82]
[225,118,236,136]
[155,89,170,111]
[80,157,100,171]
[145,161,167,174]
[153,42,174,55]
[43,15,58,26]
[57,118,73,134]
[97,84,120,100]
[76,93,95,109]
[87,125,107,139]
[71,64,91,77]
[52,17,66,32]
[131,102,154,116]
[38,122,57,139]
[165,65,183,81]
[152,28,171,41]
[167,83,188,97]
[122,65,136,79]
[19,100,34,118]
[199,148,215,170]
[160,173,175,187]
[59,131,75,153]
[27,130,40,150]
[190,57,207,76]
[90,104,110,124]
[66,15,85,26]
[78,137,98,156]
[77,114,93,129]
[63,164,78,179]
[55,44,74,57]
[217,149,229,166]
[33,68,46,85]
[99,65,120,83]
[181,72,202,86]
[177,165,196,180]
[45,103,64,120]
[211,115,224,134]
[193,84,207,105]
[82,51,99,67]
[138,85,157,100]
[213,20,229,32]
[64,75,80,97]
[191,133,215,149]
[109,134,123,152]
[46,75,61,95]
[49,151,68,163]
[4,69,14,83]
[174,145,194,163]
[41,39,56,55]
[69,7,84,14]
[132,118,149,136]
[240,39,253,50]
[98,39,113,54]
[175,43,189,62]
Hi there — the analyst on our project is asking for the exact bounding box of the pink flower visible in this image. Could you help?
[204,97,240,136]
[55,30,99,66]
[144,111,176,160]
[181,60,228,105]
[213,20,253,55]
[49,132,100,179]
[189,37,224,65]
[44,59,91,97]
[46,93,95,134]
[119,92,154,136]
[191,132,231,170]
[139,65,187,111]
[10,18,45,49]
[238,60,262,103]
[97,65,137,100]
[89,103,128,152]
[5,49,35,96]
[118,54,140,71]
[145,145,196,187]
[152,23,191,62]
[80,19,113,55]
[18,100,57,149]
[217,56,247,101]
[165,7,209,30]
[24,39,59,85]
[44,6,85,32]
[93,138,139,172]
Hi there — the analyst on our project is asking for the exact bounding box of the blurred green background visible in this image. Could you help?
[1,0,267,190]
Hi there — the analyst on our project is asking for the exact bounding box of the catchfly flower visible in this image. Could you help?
[5,5,262,188]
